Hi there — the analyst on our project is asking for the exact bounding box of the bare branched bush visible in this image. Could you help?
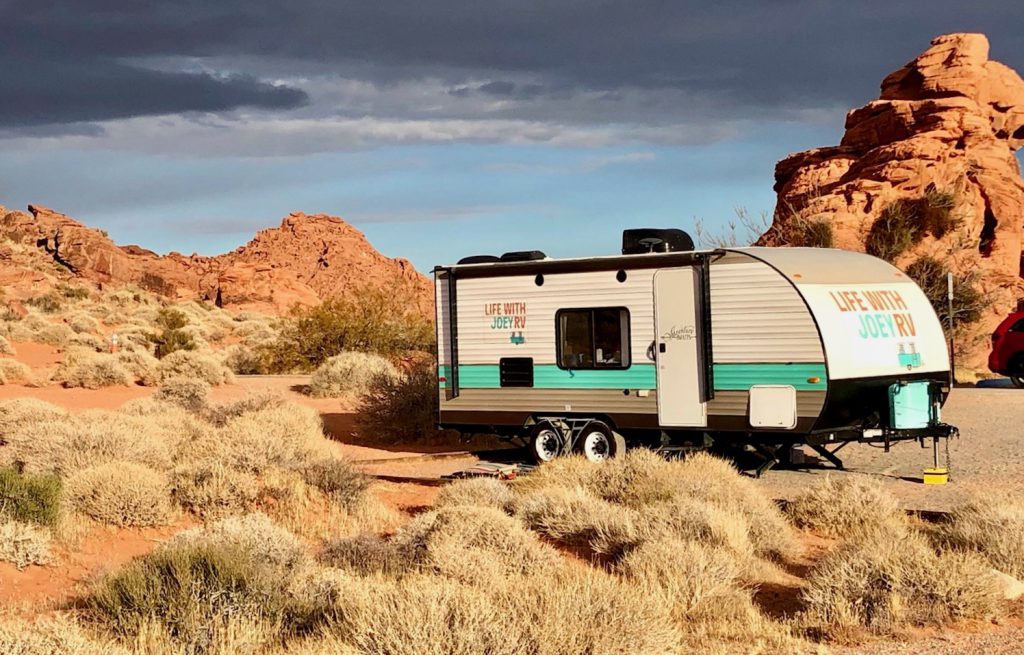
[906,255,984,328]
[356,360,438,442]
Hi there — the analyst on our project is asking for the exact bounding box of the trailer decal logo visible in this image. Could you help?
[485,302,528,343]
[662,325,696,341]
[828,289,917,339]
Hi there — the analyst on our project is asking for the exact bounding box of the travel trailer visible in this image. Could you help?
[433,230,957,469]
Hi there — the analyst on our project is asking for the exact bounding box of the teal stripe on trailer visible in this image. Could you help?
[440,363,827,391]
[713,363,827,391]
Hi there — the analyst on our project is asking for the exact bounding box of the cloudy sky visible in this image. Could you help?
[2,1,1022,271]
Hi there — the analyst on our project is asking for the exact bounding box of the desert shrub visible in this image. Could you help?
[787,475,904,538]
[0,335,13,355]
[791,217,834,248]
[941,489,1024,578]
[435,477,514,512]
[149,308,195,359]
[592,448,679,508]
[323,568,679,655]
[154,377,210,412]
[56,282,91,300]
[0,398,67,434]
[639,495,755,559]
[261,285,435,370]
[65,462,172,527]
[171,460,259,519]
[614,537,789,648]
[308,351,399,398]
[394,505,561,584]
[62,354,132,389]
[221,344,267,375]
[214,403,330,473]
[157,349,233,386]
[116,349,160,386]
[514,485,643,559]
[320,533,409,577]
[202,392,284,427]
[232,319,278,344]
[0,358,31,385]
[170,513,306,572]
[301,459,370,509]
[69,332,106,351]
[0,410,174,475]
[67,312,99,334]
[25,293,62,314]
[866,201,918,263]
[905,255,984,327]
[0,615,121,654]
[800,530,1002,638]
[0,518,52,569]
[0,466,62,527]
[33,322,75,346]
[356,360,438,442]
[89,541,288,652]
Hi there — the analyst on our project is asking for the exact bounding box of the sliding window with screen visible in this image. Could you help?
[556,307,631,370]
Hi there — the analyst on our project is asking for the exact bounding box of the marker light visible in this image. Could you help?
[807,376,821,384]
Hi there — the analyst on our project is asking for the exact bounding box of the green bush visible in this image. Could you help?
[905,256,983,327]
[260,285,435,370]
[25,293,62,314]
[90,542,288,647]
[56,283,91,300]
[0,466,62,527]
[867,189,959,262]
[356,361,438,442]
[793,218,834,248]
[149,308,195,359]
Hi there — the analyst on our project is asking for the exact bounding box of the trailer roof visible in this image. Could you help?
[436,246,910,284]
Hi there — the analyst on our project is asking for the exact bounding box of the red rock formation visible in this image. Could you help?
[0,204,433,316]
[762,33,1024,373]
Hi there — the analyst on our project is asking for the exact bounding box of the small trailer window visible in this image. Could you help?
[556,308,630,370]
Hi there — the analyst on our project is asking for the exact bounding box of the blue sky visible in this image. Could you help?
[2,1,1022,273]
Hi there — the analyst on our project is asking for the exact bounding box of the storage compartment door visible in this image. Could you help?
[654,268,707,427]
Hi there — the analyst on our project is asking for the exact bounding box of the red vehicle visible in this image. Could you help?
[989,311,1024,388]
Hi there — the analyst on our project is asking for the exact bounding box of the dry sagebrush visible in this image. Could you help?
[157,349,233,386]
[308,351,399,398]
[65,462,173,527]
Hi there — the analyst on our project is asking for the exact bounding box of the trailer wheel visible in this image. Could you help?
[528,421,564,463]
[1010,355,1024,388]
[578,421,626,462]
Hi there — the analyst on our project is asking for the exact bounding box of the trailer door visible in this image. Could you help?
[654,268,707,427]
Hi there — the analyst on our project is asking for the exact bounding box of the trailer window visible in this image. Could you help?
[557,308,630,370]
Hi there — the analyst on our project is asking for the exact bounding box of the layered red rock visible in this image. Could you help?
[0,204,433,316]
[762,33,1024,372]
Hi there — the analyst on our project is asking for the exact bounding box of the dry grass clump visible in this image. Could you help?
[0,615,121,654]
[393,505,561,583]
[0,410,174,476]
[940,488,1024,578]
[116,349,160,386]
[61,353,132,389]
[170,513,307,571]
[0,398,67,433]
[434,477,514,512]
[799,529,1003,640]
[171,460,259,519]
[0,358,31,385]
[301,459,371,509]
[215,403,331,473]
[33,322,75,346]
[65,462,172,527]
[157,349,233,386]
[0,335,14,355]
[308,352,399,398]
[0,517,53,568]
[154,377,210,412]
[320,533,409,577]
[202,392,284,427]
[67,312,99,334]
[514,484,643,558]
[787,475,904,538]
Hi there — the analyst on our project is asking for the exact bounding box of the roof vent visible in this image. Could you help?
[499,250,547,262]
[457,255,501,265]
[622,228,694,255]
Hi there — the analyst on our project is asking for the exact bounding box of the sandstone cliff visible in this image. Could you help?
[0,204,433,316]
[762,33,1024,373]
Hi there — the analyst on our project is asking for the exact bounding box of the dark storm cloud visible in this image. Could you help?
[2,0,1024,130]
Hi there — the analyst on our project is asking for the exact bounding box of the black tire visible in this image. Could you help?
[576,421,626,462]
[528,421,564,464]
[1012,376,1024,389]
